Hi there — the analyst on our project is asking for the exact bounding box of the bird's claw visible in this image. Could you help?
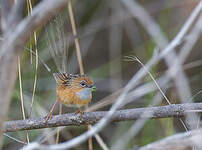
[75,109,84,119]
[45,113,52,121]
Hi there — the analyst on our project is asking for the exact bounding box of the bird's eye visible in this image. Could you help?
[80,81,87,87]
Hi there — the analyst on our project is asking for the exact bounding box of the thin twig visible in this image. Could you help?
[94,133,109,150]
[125,56,171,105]
[56,104,62,144]
[3,133,27,145]
[68,0,84,74]
[27,0,39,121]
[88,125,93,150]
[112,54,172,150]
[24,47,51,72]
[30,38,38,117]
[27,0,32,64]
[18,56,30,143]
[127,56,189,132]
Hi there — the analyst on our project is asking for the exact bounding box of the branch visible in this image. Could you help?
[0,0,70,59]
[4,103,202,132]
[0,0,69,144]
[0,0,25,145]
[139,128,202,150]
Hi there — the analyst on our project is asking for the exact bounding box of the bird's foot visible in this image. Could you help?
[75,109,84,119]
[45,113,53,121]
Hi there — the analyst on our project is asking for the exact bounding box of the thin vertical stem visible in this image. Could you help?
[94,134,109,150]
[67,1,92,149]
[26,0,32,64]
[56,103,62,144]
[88,125,93,150]
[68,0,84,74]
[18,56,30,143]
[27,0,39,118]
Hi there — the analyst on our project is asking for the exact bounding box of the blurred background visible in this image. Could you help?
[3,0,202,149]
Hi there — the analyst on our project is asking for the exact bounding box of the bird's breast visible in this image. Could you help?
[76,88,92,101]
[56,86,92,106]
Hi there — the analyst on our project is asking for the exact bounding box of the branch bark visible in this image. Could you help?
[4,103,202,132]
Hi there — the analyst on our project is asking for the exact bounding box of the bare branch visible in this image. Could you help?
[0,0,25,145]
[4,103,202,133]
[139,128,202,150]
[0,0,69,145]
[0,0,70,59]
[0,0,13,32]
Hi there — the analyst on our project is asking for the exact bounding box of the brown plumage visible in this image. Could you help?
[54,73,93,106]
[46,73,96,120]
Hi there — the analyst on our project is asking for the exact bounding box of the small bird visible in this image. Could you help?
[46,73,96,120]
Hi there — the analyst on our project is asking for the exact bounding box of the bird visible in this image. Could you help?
[46,73,96,120]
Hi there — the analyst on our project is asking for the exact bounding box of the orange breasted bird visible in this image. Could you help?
[46,73,96,120]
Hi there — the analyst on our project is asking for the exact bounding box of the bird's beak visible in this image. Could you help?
[91,86,96,92]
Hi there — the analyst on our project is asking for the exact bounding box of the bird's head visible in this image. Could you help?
[53,73,96,92]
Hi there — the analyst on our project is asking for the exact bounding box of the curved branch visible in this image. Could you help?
[0,0,70,58]
[0,0,69,144]
[4,103,202,132]
[139,128,202,150]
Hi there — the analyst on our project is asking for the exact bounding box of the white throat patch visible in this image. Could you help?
[76,88,92,100]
